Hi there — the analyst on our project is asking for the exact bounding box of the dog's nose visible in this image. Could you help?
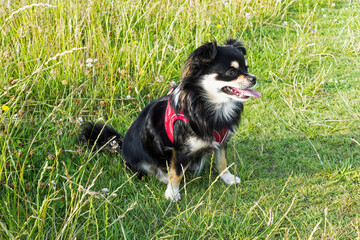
[247,75,257,84]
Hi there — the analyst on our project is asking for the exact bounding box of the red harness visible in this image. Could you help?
[164,96,229,145]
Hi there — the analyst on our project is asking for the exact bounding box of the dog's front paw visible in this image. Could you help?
[164,187,181,202]
[220,171,241,185]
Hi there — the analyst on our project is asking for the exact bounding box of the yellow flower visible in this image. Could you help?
[206,33,211,37]
[133,41,139,44]
[216,24,222,29]
[1,105,9,112]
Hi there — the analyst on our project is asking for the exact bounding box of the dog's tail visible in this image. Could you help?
[80,122,123,153]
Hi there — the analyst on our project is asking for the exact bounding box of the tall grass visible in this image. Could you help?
[1,0,359,239]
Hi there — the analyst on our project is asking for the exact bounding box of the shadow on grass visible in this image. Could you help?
[230,132,360,181]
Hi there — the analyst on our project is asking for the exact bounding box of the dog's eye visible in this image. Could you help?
[226,68,237,76]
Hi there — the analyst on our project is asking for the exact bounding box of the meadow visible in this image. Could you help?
[0,0,359,239]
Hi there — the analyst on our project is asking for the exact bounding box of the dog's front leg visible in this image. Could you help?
[215,146,241,185]
[164,150,186,202]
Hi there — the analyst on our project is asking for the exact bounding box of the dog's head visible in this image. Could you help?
[181,39,260,104]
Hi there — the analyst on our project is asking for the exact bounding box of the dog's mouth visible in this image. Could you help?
[221,86,261,99]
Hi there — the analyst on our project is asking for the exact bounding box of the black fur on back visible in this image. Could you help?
[80,122,123,153]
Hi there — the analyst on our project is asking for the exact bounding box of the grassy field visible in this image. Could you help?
[1,0,360,239]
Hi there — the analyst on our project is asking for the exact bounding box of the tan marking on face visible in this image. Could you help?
[235,75,248,81]
[228,75,254,89]
[230,61,240,69]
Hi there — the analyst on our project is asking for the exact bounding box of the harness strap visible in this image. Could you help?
[165,98,189,143]
[213,129,230,145]
[165,96,229,144]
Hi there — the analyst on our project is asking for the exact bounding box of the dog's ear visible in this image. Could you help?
[182,41,217,79]
[225,39,246,55]
[191,41,218,64]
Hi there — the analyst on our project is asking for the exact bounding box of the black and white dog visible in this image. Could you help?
[81,39,260,201]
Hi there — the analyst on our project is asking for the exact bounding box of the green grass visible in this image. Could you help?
[1,0,360,239]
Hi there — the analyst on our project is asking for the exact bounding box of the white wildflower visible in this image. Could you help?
[75,117,83,125]
[101,188,109,194]
[12,114,19,121]
[50,180,56,189]
[156,76,164,83]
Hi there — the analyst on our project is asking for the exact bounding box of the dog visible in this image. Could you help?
[81,39,260,201]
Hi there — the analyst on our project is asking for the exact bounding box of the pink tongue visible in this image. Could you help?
[232,88,261,98]
[241,89,261,98]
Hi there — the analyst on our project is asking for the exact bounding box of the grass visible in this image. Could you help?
[1,0,360,239]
